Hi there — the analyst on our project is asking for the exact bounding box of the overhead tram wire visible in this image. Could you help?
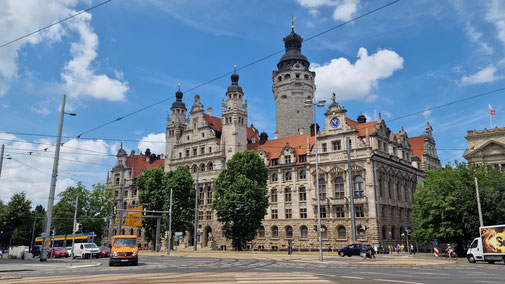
[0,0,113,49]
[389,86,505,122]
[70,0,402,140]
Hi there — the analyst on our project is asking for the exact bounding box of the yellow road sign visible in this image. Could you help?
[126,205,142,227]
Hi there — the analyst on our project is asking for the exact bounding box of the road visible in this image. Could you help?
[1,253,504,283]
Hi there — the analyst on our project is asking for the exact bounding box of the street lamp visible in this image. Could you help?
[304,98,325,261]
[40,94,76,262]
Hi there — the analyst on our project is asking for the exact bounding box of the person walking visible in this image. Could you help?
[410,244,415,255]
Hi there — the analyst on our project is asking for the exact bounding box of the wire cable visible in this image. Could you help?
[0,0,112,49]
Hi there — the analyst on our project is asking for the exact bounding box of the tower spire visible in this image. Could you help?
[291,14,296,31]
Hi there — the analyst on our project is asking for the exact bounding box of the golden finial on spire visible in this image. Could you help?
[178,82,181,90]
[291,13,296,31]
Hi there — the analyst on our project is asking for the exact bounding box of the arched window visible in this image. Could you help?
[272,173,278,182]
[130,228,134,235]
[285,226,293,239]
[357,225,366,239]
[353,176,364,198]
[334,177,344,199]
[391,226,396,240]
[321,225,328,239]
[258,226,265,238]
[299,170,306,179]
[382,225,387,240]
[192,165,198,173]
[284,74,291,79]
[200,163,206,172]
[115,174,120,185]
[285,172,292,181]
[319,179,326,199]
[337,226,346,239]
[208,162,213,171]
[271,189,278,203]
[271,226,279,238]
[300,226,308,238]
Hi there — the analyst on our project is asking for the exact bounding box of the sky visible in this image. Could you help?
[1,0,505,207]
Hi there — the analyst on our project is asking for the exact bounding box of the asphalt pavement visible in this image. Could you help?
[0,251,503,283]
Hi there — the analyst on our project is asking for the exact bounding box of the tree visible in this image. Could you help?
[137,168,166,245]
[52,182,113,244]
[413,162,505,246]
[212,150,269,250]
[137,167,194,249]
[0,192,33,246]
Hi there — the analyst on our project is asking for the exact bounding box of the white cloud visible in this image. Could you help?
[465,23,494,55]
[312,47,404,102]
[0,0,128,100]
[0,132,112,207]
[460,65,503,85]
[138,133,166,155]
[485,0,505,49]
[297,0,360,22]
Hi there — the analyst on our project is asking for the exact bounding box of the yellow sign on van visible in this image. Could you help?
[126,205,143,227]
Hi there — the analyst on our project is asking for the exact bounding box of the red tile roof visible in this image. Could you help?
[126,155,164,179]
[203,114,222,132]
[408,136,425,161]
[251,133,315,164]
[345,118,376,137]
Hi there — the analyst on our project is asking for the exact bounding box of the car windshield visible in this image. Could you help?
[54,248,65,251]
[84,243,98,248]
[114,238,137,247]
[99,246,110,250]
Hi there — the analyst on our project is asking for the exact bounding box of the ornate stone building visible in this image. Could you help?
[105,147,164,247]
[463,127,505,168]
[106,27,441,250]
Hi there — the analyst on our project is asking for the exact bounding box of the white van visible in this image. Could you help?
[72,243,100,259]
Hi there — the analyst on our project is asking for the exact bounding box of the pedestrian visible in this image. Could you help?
[401,244,405,254]
[360,242,367,259]
[396,244,400,255]
[410,244,415,255]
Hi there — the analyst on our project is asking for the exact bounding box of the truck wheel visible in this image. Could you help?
[487,260,495,264]
[109,259,114,266]
[132,260,138,266]
[467,255,476,263]
[339,252,345,257]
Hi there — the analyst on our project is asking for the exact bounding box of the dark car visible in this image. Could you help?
[338,244,375,257]
[99,246,111,258]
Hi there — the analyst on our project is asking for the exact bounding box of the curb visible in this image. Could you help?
[0,275,23,281]
[68,262,102,269]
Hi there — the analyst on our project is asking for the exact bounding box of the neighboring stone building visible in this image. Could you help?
[105,147,164,247]
[105,27,441,250]
[463,127,505,168]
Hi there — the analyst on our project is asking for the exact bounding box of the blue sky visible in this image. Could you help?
[1,0,505,207]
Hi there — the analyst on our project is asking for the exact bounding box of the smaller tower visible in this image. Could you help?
[222,68,248,161]
[166,85,187,170]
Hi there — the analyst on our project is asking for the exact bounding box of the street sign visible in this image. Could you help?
[434,239,438,247]
[126,205,143,227]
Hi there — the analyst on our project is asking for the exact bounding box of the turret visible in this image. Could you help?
[166,86,187,170]
[222,69,248,161]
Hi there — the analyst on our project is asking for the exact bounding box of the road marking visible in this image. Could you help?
[408,271,449,275]
[475,281,503,284]
[372,279,423,284]
[341,276,365,280]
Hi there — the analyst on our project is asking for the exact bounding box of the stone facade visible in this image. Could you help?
[463,127,505,168]
[105,28,442,251]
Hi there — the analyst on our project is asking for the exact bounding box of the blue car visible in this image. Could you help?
[338,244,375,257]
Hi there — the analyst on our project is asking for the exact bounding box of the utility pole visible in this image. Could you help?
[347,137,356,243]
[118,182,125,234]
[41,94,71,262]
[70,195,78,266]
[475,177,484,227]
[167,187,173,255]
[0,144,4,178]
[30,217,37,253]
[193,167,199,251]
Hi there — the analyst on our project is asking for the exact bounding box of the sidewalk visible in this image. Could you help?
[139,250,460,266]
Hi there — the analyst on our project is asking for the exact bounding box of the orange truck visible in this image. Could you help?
[109,235,138,266]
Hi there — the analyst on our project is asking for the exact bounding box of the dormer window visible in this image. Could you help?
[271,159,279,166]
[285,155,291,164]
[299,155,306,163]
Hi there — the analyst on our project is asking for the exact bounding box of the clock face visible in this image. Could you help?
[330,117,340,128]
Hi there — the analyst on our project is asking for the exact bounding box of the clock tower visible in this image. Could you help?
[324,93,347,132]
